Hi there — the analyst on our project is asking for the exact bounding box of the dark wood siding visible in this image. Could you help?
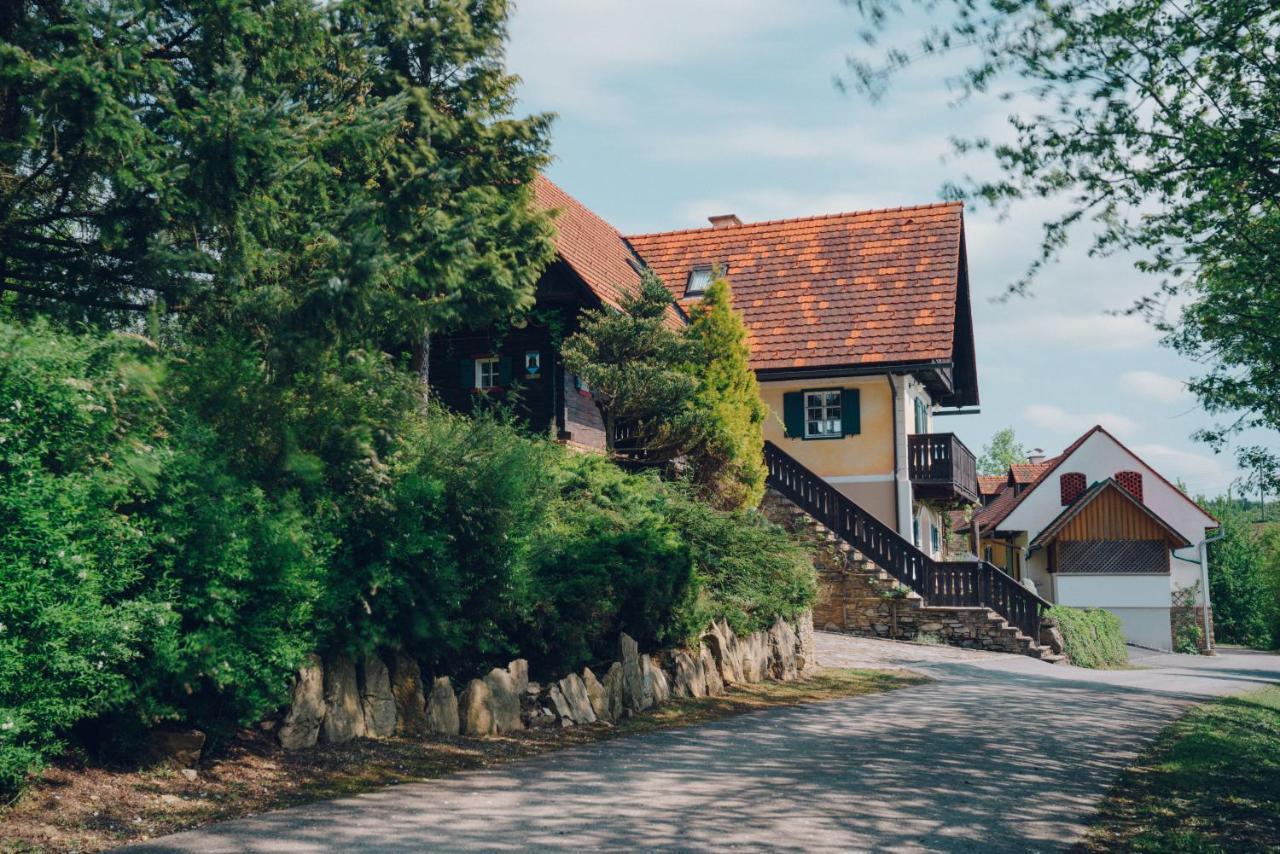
[428,259,606,444]
[428,325,560,435]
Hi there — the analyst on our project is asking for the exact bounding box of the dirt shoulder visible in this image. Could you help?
[1,667,921,853]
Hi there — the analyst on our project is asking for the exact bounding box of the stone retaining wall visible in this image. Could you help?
[277,613,817,749]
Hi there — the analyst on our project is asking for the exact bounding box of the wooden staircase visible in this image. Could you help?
[763,441,1062,663]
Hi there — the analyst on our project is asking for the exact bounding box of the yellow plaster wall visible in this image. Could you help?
[760,376,895,478]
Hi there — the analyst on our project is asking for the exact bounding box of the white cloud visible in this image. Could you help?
[1023,404,1139,438]
[1131,443,1228,493]
[649,123,950,165]
[1120,370,1189,404]
[507,1,816,121]
[997,313,1160,352]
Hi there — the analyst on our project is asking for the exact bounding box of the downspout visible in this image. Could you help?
[887,374,900,532]
[1198,532,1224,653]
[1173,531,1225,653]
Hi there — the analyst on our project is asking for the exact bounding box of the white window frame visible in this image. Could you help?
[475,356,499,389]
[685,265,714,296]
[803,389,842,439]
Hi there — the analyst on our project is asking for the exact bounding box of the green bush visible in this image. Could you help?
[0,322,170,793]
[0,322,332,790]
[1047,605,1129,669]
[0,324,817,795]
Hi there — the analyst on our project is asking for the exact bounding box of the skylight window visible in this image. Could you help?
[685,263,726,296]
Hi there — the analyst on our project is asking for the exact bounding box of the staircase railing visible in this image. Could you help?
[764,440,1049,639]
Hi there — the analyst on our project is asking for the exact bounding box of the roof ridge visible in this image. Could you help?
[625,200,964,239]
[536,175,629,241]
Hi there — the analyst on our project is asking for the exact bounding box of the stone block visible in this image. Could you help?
[320,655,365,744]
[459,678,495,736]
[426,676,459,735]
[279,654,324,750]
[358,654,397,738]
[388,653,428,736]
[582,667,609,722]
[484,666,525,733]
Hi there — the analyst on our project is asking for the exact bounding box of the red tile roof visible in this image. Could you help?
[533,176,645,313]
[977,475,1007,496]
[625,203,965,371]
[1009,461,1054,485]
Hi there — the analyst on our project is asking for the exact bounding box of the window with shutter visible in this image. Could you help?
[803,389,842,438]
[782,392,804,438]
[474,357,499,389]
[914,398,928,433]
[841,388,861,436]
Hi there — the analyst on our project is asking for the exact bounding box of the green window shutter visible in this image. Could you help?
[498,355,513,386]
[782,392,804,439]
[914,398,927,433]
[459,358,474,389]
[841,388,861,436]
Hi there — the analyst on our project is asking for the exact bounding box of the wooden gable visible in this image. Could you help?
[1031,479,1192,549]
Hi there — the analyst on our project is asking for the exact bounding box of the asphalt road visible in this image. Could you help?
[122,634,1280,853]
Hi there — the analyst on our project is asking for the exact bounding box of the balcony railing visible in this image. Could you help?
[764,440,1049,639]
[908,432,979,504]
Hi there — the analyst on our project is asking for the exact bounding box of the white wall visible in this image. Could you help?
[1055,573,1172,608]
[1100,608,1173,651]
[1054,574,1174,650]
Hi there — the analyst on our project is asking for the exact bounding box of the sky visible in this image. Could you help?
[505,0,1261,499]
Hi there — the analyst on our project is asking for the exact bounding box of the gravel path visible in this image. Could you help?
[124,634,1280,853]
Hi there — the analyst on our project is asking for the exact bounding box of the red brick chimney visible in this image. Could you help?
[708,214,742,229]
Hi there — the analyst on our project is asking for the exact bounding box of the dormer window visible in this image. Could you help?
[685,263,726,297]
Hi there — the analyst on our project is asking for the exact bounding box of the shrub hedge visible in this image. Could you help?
[1047,605,1129,669]
[0,321,815,795]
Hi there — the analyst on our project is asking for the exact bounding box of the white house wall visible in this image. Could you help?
[1054,574,1173,651]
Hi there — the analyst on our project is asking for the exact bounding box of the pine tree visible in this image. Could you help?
[560,271,695,462]
[0,0,556,353]
[684,276,767,510]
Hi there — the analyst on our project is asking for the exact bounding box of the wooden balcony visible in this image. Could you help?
[908,432,979,504]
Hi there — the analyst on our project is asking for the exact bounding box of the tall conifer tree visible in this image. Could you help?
[684,276,767,510]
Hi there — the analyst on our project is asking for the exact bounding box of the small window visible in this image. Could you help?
[475,357,499,389]
[983,546,994,563]
[804,390,842,438]
[930,523,940,555]
[685,265,714,296]
[912,518,921,548]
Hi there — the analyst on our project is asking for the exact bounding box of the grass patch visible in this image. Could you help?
[1079,684,1280,852]
[0,668,921,853]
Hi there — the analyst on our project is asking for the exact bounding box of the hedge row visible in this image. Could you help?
[0,321,815,794]
[1047,606,1129,669]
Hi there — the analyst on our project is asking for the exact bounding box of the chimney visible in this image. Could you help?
[708,214,741,229]
[1028,448,1046,465]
